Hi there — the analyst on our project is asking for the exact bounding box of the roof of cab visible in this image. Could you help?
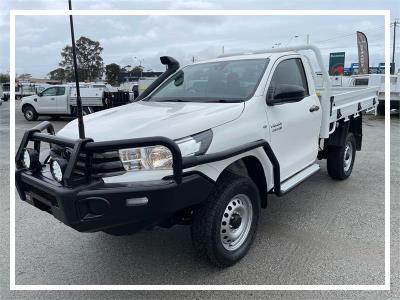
[194,51,299,64]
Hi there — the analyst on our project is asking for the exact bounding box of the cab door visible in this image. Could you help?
[264,56,322,180]
[37,87,58,113]
[54,86,68,113]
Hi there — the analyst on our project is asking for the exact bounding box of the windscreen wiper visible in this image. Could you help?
[155,99,191,102]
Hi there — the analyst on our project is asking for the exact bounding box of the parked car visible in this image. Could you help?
[1,83,39,101]
[0,83,10,101]
[15,45,379,267]
[20,84,130,121]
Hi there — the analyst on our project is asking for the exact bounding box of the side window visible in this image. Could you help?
[267,58,309,101]
[56,87,65,96]
[41,87,57,96]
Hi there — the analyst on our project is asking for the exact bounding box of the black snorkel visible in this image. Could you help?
[135,56,180,101]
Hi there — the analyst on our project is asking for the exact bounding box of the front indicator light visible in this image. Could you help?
[175,130,213,157]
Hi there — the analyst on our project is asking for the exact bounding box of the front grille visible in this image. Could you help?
[76,151,125,177]
[50,145,125,179]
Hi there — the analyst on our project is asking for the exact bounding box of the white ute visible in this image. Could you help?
[20,84,129,121]
[16,45,379,267]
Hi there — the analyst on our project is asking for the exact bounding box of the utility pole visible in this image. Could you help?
[306,34,310,45]
[392,19,398,75]
[222,45,224,54]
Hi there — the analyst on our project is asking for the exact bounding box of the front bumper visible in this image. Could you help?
[15,121,278,233]
[16,168,214,232]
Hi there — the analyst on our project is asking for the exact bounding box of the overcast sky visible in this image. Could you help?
[0,0,399,77]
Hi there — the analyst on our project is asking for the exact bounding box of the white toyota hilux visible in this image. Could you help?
[16,45,378,267]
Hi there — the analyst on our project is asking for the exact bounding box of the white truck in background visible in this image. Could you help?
[1,83,36,101]
[20,84,130,121]
[367,74,400,114]
[323,73,400,115]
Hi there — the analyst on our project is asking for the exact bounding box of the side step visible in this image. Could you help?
[280,164,320,194]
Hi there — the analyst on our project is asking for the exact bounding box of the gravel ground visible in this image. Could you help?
[0,100,399,299]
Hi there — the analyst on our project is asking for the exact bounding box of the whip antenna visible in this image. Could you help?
[68,0,85,138]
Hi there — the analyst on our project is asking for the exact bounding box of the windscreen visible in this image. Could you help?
[147,58,269,103]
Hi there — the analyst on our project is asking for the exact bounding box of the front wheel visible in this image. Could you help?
[327,133,356,180]
[23,106,38,121]
[191,173,260,267]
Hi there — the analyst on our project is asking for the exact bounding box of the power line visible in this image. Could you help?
[313,23,391,44]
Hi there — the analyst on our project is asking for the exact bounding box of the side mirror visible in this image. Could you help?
[267,84,305,106]
[37,92,43,97]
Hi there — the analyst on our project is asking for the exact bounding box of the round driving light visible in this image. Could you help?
[50,158,68,183]
[21,148,39,170]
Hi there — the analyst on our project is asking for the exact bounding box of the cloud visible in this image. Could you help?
[168,0,222,10]
[12,14,389,77]
[17,41,65,55]
[0,0,397,76]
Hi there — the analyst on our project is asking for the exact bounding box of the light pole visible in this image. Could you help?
[392,19,398,75]
[133,56,143,78]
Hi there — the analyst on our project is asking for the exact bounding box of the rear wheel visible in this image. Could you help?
[191,173,260,267]
[377,103,385,115]
[327,133,356,180]
[23,106,38,121]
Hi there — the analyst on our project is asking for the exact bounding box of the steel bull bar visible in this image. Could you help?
[15,121,284,232]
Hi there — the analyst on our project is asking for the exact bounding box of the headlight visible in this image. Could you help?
[50,158,68,182]
[119,145,173,171]
[176,130,213,157]
[21,148,39,170]
[118,130,213,172]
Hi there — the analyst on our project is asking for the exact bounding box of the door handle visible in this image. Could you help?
[50,97,55,100]
[309,105,320,112]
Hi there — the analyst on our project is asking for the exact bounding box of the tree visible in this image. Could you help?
[59,36,104,81]
[48,68,66,82]
[0,73,10,83]
[132,66,143,73]
[121,65,131,72]
[105,63,121,86]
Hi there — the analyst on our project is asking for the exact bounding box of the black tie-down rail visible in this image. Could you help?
[16,122,284,195]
